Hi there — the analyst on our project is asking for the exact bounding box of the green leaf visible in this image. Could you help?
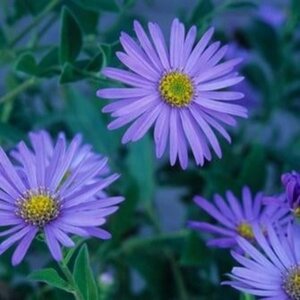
[60,7,83,64]
[73,245,98,300]
[28,268,73,292]
[225,0,257,9]
[190,0,214,27]
[126,134,155,203]
[180,232,205,266]
[60,62,85,83]
[15,53,38,75]
[239,145,266,191]
[244,19,281,69]
[70,0,119,12]
[0,27,7,48]
[86,51,105,72]
[38,47,60,77]
[64,88,119,156]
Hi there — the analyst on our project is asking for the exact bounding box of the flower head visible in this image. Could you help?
[0,132,123,265]
[282,171,300,217]
[225,224,300,299]
[188,186,288,249]
[97,19,247,169]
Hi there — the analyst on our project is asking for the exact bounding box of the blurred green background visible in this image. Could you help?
[0,0,299,299]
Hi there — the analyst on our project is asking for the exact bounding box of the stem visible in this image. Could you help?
[58,262,84,300]
[9,0,60,47]
[0,77,37,104]
[167,251,188,300]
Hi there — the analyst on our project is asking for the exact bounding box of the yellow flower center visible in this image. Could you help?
[17,190,60,227]
[283,266,300,300]
[294,207,300,218]
[237,222,254,240]
[159,72,194,107]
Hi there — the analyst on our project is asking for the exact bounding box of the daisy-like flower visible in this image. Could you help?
[264,171,300,219]
[0,132,124,265]
[11,131,110,198]
[282,171,300,217]
[97,19,247,169]
[225,224,300,299]
[188,186,288,249]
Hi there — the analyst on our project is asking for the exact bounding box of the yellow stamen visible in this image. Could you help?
[283,266,300,299]
[17,190,60,227]
[237,222,254,240]
[159,72,194,107]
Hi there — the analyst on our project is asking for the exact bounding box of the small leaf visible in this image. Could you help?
[225,0,257,9]
[239,145,266,191]
[28,268,73,292]
[190,0,214,27]
[38,47,60,77]
[73,245,98,300]
[15,53,38,75]
[70,0,119,12]
[60,62,85,84]
[60,7,83,64]
[86,51,105,72]
[126,134,155,203]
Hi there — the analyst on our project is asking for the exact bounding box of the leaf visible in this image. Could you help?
[28,268,73,292]
[0,27,7,48]
[38,47,60,77]
[60,62,85,83]
[190,0,214,27]
[0,122,26,144]
[70,0,119,12]
[15,53,38,75]
[73,245,98,300]
[239,145,266,191]
[86,51,105,72]
[64,88,120,156]
[126,134,155,203]
[180,232,205,266]
[60,7,83,64]
[243,19,281,69]
[225,0,257,9]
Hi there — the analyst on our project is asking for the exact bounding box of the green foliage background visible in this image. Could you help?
[0,0,299,299]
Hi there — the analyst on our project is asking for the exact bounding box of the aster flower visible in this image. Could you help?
[264,171,300,219]
[11,131,110,198]
[282,171,300,216]
[225,224,300,299]
[188,186,288,249]
[97,19,247,169]
[0,132,123,265]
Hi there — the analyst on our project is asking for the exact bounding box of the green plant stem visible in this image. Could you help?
[9,0,60,47]
[167,251,188,300]
[58,262,84,300]
[0,77,37,104]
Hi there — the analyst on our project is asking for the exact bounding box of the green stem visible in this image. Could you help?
[58,262,84,300]
[9,0,60,47]
[167,251,188,300]
[0,77,37,104]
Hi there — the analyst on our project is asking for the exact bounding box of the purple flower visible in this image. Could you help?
[0,132,124,265]
[188,187,288,249]
[224,224,300,299]
[282,171,300,216]
[97,19,247,169]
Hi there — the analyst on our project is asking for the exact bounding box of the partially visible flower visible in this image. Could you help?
[264,171,300,218]
[97,19,247,169]
[282,171,300,217]
[188,186,288,249]
[224,224,300,299]
[0,132,124,265]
